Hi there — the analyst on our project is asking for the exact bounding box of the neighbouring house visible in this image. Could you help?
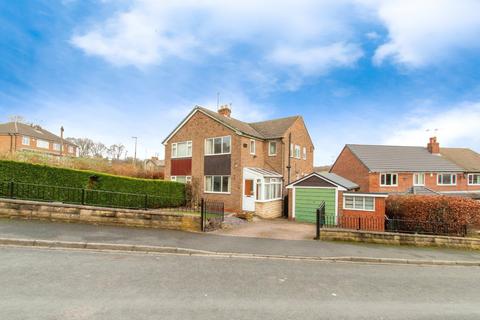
[162,105,314,216]
[144,157,165,175]
[0,121,77,157]
[330,137,480,199]
[286,172,387,231]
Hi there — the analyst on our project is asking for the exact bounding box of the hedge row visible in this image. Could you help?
[0,160,185,204]
[386,195,480,235]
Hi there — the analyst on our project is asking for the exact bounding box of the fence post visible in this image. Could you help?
[81,189,86,205]
[144,194,148,210]
[8,181,14,199]
[200,198,205,232]
[314,208,320,240]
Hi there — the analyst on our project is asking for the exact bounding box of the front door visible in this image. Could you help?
[242,179,255,211]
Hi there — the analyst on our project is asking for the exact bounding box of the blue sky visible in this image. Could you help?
[1,0,480,165]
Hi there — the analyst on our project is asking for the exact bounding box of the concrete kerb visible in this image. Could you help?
[0,237,479,267]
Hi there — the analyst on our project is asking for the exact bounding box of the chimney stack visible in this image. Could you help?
[427,136,440,154]
[218,104,231,117]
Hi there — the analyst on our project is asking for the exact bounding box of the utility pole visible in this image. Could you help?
[132,136,138,166]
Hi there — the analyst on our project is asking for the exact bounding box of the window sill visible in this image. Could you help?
[255,198,282,203]
[204,191,231,195]
[379,185,398,187]
[204,153,231,156]
[343,207,375,212]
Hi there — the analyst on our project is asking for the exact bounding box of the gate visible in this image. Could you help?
[201,199,225,232]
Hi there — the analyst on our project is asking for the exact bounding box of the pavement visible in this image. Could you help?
[1,246,479,320]
[0,219,479,263]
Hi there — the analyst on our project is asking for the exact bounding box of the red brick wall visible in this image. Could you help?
[330,146,370,191]
[340,197,385,232]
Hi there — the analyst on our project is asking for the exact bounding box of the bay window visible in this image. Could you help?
[205,176,230,193]
[380,173,398,186]
[261,178,282,201]
[205,136,230,155]
[468,174,480,185]
[437,173,457,185]
[172,141,192,158]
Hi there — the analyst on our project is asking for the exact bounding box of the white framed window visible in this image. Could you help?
[268,141,277,156]
[53,143,61,151]
[171,176,192,184]
[468,174,480,185]
[302,147,307,160]
[22,136,30,146]
[344,196,375,211]
[68,146,74,153]
[413,173,425,186]
[36,139,49,149]
[380,173,398,186]
[205,175,230,193]
[205,136,231,155]
[261,177,282,201]
[172,141,192,158]
[250,139,256,155]
[294,145,301,159]
[437,173,457,185]
[290,143,293,158]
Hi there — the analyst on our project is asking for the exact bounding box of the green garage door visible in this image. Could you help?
[295,188,336,223]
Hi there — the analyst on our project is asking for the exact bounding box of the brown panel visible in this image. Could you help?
[245,179,253,196]
[204,154,231,176]
[171,158,192,175]
[295,175,336,187]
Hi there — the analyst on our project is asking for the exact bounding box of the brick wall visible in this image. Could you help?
[340,197,386,232]
[255,200,283,219]
[0,135,13,154]
[0,134,77,156]
[0,198,200,232]
[330,146,370,191]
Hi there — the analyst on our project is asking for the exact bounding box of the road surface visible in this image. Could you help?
[0,246,479,320]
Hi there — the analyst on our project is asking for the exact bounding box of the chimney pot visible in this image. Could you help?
[218,104,231,117]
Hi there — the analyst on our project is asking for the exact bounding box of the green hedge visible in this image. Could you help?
[0,160,185,204]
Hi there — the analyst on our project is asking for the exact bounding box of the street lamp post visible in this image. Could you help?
[132,136,138,166]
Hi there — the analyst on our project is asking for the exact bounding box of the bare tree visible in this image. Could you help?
[91,142,107,158]
[108,144,125,160]
[66,138,94,158]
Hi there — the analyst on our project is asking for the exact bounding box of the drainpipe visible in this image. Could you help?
[287,132,292,184]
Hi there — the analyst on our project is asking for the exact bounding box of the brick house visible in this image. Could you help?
[0,122,77,157]
[330,137,480,199]
[162,105,314,216]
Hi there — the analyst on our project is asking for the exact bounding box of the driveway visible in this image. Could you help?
[215,218,315,240]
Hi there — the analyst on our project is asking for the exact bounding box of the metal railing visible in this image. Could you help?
[201,199,225,232]
[0,181,185,210]
[314,204,468,238]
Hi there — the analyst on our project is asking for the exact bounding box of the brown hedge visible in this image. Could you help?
[386,195,480,234]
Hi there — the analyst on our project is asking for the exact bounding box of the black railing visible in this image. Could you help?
[314,209,468,237]
[0,181,185,210]
[201,199,225,232]
[314,201,325,240]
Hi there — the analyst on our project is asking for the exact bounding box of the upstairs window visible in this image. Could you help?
[172,141,192,158]
[268,141,277,156]
[468,174,480,185]
[205,136,230,155]
[302,147,307,160]
[437,173,457,185]
[380,173,398,186]
[36,139,49,149]
[294,145,301,159]
[22,136,30,146]
[413,173,425,186]
[250,139,256,155]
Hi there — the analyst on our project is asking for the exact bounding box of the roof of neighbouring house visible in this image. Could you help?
[0,122,75,145]
[405,186,440,195]
[146,158,165,167]
[162,106,302,143]
[439,148,480,172]
[345,144,464,172]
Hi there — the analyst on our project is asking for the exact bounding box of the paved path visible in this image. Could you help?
[0,219,479,261]
[1,246,479,320]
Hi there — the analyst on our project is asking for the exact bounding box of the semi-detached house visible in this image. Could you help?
[162,105,314,217]
[330,137,480,199]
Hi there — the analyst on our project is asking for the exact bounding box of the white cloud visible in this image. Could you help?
[383,102,480,148]
[269,42,364,75]
[367,0,480,66]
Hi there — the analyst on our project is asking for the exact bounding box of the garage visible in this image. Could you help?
[286,172,359,223]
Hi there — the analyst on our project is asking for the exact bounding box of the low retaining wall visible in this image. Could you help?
[320,228,480,250]
[0,198,200,232]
